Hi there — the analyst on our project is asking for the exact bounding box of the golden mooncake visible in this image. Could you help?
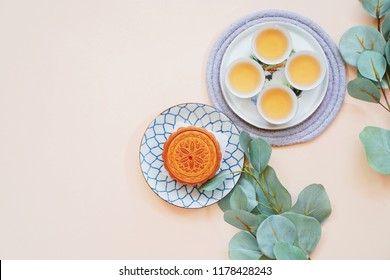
[162,126,222,185]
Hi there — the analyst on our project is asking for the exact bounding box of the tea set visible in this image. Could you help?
[224,24,327,126]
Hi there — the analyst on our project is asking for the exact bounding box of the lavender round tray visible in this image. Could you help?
[206,10,346,146]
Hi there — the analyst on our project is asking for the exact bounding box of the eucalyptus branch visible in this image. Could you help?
[376,80,390,111]
[372,59,390,112]
[241,167,280,214]
[219,131,332,260]
[378,101,390,112]
[260,171,284,212]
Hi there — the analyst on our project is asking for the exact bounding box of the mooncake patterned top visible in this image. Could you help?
[162,126,222,185]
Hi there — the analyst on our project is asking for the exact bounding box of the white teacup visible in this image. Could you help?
[257,84,298,125]
[252,26,292,65]
[225,58,265,98]
[285,50,326,91]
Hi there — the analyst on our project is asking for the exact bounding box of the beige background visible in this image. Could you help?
[0,0,389,259]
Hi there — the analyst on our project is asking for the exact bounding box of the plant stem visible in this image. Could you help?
[377,80,390,112]
[382,71,390,110]
[242,168,280,214]
[257,200,274,211]
[373,63,390,112]
[377,16,381,32]
[378,101,390,112]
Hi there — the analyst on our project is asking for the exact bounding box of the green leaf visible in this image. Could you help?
[218,174,262,213]
[235,171,265,214]
[218,188,234,212]
[362,0,390,18]
[198,170,231,191]
[250,206,262,215]
[256,166,292,215]
[382,14,390,40]
[229,231,262,260]
[224,209,267,234]
[236,175,258,212]
[255,202,274,216]
[357,71,389,89]
[249,138,272,174]
[256,215,297,259]
[347,78,381,103]
[360,126,390,174]
[230,185,248,210]
[290,184,332,224]
[339,26,386,66]
[385,40,390,66]
[273,241,308,260]
[239,130,252,161]
[281,212,322,255]
[357,50,387,81]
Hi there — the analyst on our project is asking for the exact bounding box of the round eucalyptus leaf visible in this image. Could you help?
[347,78,381,103]
[238,171,264,213]
[229,231,262,260]
[239,130,252,161]
[357,71,389,89]
[290,184,332,224]
[218,187,234,212]
[248,137,272,174]
[385,40,390,66]
[224,209,267,234]
[256,215,296,259]
[273,241,308,260]
[339,26,386,66]
[357,50,386,81]
[362,0,390,18]
[281,212,322,255]
[230,185,248,211]
[359,126,390,174]
[237,175,258,212]
[255,204,274,216]
[382,14,390,40]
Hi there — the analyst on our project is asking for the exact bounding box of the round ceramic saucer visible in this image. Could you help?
[139,103,244,208]
[220,21,329,130]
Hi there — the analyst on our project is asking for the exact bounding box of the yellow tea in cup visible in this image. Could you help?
[230,62,260,93]
[285,51,326,90]
[225,58,265,98]
[257,85,298,125]
[252,26,292,65]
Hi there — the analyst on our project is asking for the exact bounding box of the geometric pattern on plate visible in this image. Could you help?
[140,103,244,208]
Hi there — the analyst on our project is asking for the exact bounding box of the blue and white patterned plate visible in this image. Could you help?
[139,103,244,208]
